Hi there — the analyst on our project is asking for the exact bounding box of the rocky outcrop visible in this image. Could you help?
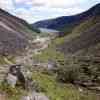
[0,8,37,55]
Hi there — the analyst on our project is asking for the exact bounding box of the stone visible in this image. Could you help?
[6,64,26,88]
[6,73,17,88]
[21,92,49,100]
[21,96,30,100]
[31,92,49,100]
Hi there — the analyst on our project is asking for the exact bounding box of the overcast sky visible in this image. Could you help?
[0,0,100,23]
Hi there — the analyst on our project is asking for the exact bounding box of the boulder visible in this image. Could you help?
[21,92,49,100]
[6,64,26,88]
[6,73,17,88]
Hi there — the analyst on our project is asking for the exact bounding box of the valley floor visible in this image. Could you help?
[0,36,100,100]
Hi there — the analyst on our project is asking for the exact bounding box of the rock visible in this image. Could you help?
[21,92,49,100]
[32,92,49,100]
[6,64,26,88]
[21,96,30,100]
[78,87,83,92]
[88,86,100,91]
[6,73,17,88]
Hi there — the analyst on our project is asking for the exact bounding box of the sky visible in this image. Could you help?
[0,0,100,23]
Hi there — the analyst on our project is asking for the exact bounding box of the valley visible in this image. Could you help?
[0,3,100,100]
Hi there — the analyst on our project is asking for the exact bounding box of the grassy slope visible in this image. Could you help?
[71,16,100,55]
[0,16,100,100]
[32,16,100,100]
[33,37,65,62]
[0,71,98,100]
[32,72,98,100]
[58,16,100,55]
[34,16,100,61]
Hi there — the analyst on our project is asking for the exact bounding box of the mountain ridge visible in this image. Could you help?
[33,3,100,34]
[0,8,37,55]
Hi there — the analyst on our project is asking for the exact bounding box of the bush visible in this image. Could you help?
[56,62,80,83]
[55,56,100,86]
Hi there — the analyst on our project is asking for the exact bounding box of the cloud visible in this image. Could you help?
[15,0,46,7]
[15,0,100,8]
[13,6,86,23]
[15,0,77,8]
[0,0,100,23]
[0,0,15,11]
[14,8,35,22]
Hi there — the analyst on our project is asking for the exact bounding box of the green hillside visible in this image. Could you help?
[33,14,100,94]
[0,4,100,100]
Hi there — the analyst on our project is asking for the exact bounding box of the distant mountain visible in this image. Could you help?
[55,4,100,55]
[33,4,100,34]
[32,3,100,56]
[0,8,37,55]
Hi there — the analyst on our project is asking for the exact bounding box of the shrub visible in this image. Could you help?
[56,62,80,83]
